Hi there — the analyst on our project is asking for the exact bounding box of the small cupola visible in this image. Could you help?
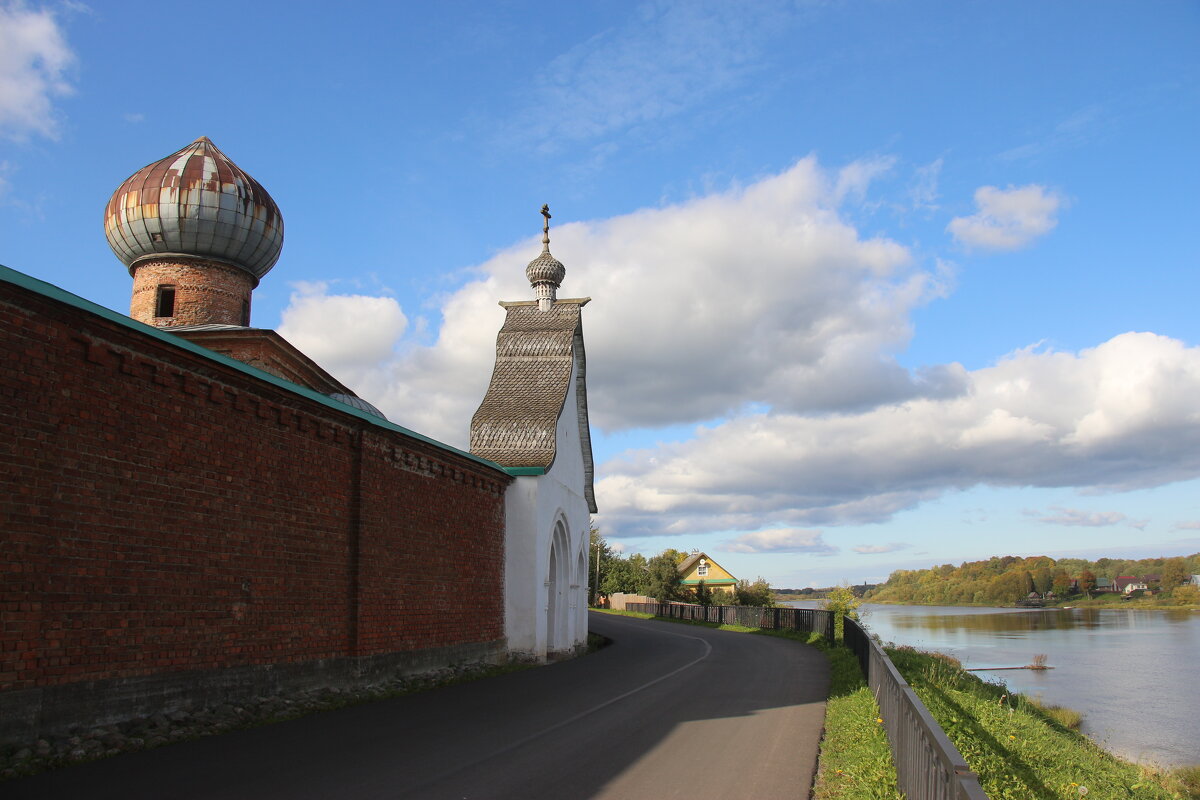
[525,204,566,311]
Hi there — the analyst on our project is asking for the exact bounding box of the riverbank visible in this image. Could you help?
[863,597,1200,610]
[888,647,1200,799]
[789,601,1200,767]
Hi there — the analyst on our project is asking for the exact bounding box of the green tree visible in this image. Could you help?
[694,580,713,607]
[734,577,775,607]
[645,554,683,603]
[985,571,1029,605]
[1078,570,1097,598]
[1159,557,1189,590]
[660,548,690,566]
[588,526,617,605]
[1051,571,1073,595]
[1172,584,1199,605]
[822,584,861,640]
[1032,567,1053,595]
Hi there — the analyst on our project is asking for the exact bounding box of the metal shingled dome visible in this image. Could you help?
[104,137,284,280]
[525,251,565,286]
[328,393,388,421]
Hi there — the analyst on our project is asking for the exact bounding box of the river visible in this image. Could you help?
[788,601,1200,768]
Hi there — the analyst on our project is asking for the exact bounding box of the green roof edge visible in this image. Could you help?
[0,262,507,475]
[503,466,547,476]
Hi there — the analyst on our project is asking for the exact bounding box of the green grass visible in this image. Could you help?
[887,646,1195,799]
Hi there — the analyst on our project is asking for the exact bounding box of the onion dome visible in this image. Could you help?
[328,393,388,421]
[526,205,565,310]
[104,137,284,281]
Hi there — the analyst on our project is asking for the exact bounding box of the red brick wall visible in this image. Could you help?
[0,275,508,695]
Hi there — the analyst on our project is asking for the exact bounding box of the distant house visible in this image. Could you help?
[1114,576,1149,595]
[678,552,738,598]
[1190,575,1200,587]
[1094,577,1115,593]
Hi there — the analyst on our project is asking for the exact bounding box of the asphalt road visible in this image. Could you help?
[5,612,830,800]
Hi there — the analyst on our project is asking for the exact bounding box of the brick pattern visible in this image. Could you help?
[1,277,507,693]
[171,329,352,395]
[129,258,255,327]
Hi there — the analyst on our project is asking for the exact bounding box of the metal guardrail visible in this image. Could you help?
[623,602,835,642]
[844,617,989,800]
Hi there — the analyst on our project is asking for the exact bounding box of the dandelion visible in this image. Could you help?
[876,718,883,724]
[1009,735,1016,740]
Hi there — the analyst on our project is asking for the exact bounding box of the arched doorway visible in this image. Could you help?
[546,520,569,654]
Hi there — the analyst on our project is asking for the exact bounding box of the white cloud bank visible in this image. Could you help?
[282,156,950,442]
[598,332,1200,537]
[0,2,75,141]
[947,184,1062,251]
[723,528,836,554]
[275,157,1200,545]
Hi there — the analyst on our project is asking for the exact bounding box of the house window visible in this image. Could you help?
[698,564,709,577]
[155,285,176,317]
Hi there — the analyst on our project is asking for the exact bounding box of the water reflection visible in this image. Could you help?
[788,601,1200,768]
[885,606,1197,635]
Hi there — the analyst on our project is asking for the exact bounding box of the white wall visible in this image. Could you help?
[503,355,591,660]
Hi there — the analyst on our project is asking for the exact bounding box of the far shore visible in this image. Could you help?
[776,596,1200,611]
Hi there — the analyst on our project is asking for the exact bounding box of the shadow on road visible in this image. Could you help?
[5,611,830,800]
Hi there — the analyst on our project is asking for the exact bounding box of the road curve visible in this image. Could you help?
[5,612,830,800]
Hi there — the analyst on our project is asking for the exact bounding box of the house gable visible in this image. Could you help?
[678,552,738,587]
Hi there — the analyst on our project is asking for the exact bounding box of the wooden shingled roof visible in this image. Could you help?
[470,298,597,512]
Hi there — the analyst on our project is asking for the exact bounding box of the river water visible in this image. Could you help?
[788,601,1200,768]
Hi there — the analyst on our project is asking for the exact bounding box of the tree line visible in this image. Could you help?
[867,553,1200,606]
[589,529,774,607]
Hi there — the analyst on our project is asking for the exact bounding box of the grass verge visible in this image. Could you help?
[887,646,1198,799]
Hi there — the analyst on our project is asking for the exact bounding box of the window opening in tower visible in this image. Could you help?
[156,285,176,318]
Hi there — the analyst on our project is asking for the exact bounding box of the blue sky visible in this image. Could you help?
[3,0,1198,587]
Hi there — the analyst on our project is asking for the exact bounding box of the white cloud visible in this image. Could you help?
[283,156,949,443]
[834,155,896,205]
[596,332,1200,538]
[947,184,1062,251]
[853,543,909,554]
[1173,521,1200,531]
[0,1,75,141]
[722,528,836,554]
[277,282,407,374]
[273,158,1200,548]
[1033,506,1127,527]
